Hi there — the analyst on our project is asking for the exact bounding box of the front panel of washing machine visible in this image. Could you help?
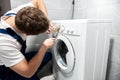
[52,19,112,80]
[54,35,75,74]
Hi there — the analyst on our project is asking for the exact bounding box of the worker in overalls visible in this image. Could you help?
[0,0,55,80]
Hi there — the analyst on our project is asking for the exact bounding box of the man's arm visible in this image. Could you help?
[10,38,55,78]
[32,0,48,17]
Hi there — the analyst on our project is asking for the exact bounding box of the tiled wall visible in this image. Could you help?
[10,0,73,20]
[45,0,73,20]
[10,0,30,9]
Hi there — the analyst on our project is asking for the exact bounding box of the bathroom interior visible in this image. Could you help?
[0,0,120,80]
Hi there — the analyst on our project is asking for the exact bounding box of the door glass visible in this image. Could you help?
[56,39,68,65]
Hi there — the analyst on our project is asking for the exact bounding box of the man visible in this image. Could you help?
[0,0,55,80]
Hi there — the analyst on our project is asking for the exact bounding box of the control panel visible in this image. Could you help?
[55,22,81,36]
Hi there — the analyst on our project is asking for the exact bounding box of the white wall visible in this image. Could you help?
[25,33,50,53]
[73,0,87,19]
[45,0,73,20]
[10,0,30,9]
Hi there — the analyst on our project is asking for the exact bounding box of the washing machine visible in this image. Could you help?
[52,19,112,80]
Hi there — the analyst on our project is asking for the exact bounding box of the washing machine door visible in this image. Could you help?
[54,35,75,73]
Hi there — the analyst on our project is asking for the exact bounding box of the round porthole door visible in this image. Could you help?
[54,35,75,73]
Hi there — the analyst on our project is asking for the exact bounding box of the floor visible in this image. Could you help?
[40,74,55,80]
[37,60,55,80]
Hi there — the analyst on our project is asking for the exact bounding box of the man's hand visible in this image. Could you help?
[46,24,53,34]
[43,38,55,49]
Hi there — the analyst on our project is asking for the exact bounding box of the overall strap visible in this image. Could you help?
[4,13,16,16]
[1,12,26,54]
[0,28,26,54]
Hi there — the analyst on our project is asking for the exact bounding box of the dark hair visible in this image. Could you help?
[15,7,49,35]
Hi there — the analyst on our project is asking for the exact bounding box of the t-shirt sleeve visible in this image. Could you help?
[0,36,25,67]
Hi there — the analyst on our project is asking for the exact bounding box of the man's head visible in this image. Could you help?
[15,7,49,35]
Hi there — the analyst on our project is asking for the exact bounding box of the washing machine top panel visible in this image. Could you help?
[52,20,81,36]
[52,19,111,36]
[54,35,75,73]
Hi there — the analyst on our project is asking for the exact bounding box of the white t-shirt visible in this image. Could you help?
[0,2,34,67]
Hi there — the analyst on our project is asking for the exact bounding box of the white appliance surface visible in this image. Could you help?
[52,19,112,80]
